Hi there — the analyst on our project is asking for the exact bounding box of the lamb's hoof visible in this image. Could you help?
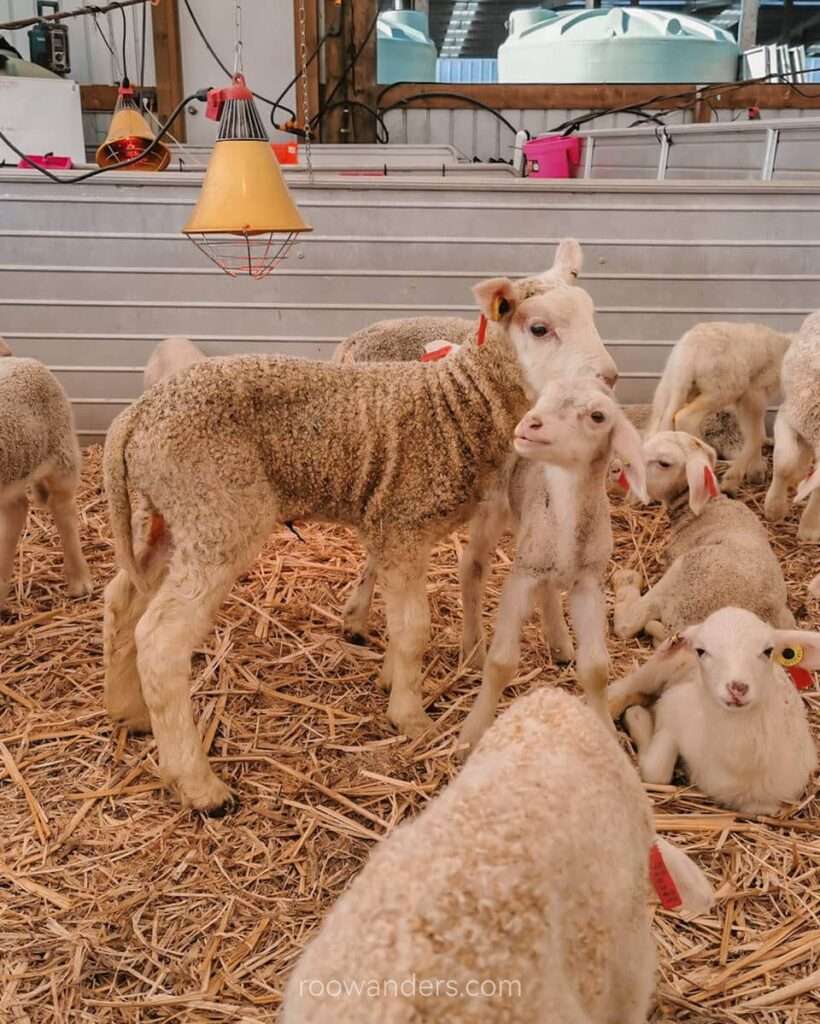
[720,476,740,496]
[747,463,768,485]
[377,670,392,693]
[67,574,93,598]
[764,496,787,522]
[551,642,575,665]
[392,710,434,739]
[461,643,486,671]
[203,793,240,819]
[798,523,820,543]
[121,714,152,735]
[613,569,642,592]
[185,777,236,816]
[345,631,367,646]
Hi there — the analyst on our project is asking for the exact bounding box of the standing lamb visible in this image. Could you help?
[143,336,206,391]
[613,431,794,644]
[457,378,647,750]
[282,687,713,1024]
[764,310,820,540]
[645,321,791,493]
[608,607,818,815]
[0,358,91,609]
[103,272,617,813]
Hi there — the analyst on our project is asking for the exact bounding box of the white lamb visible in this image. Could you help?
[457,378,647,750]
[646,321,791,493]
[608,607,818,815]
[613,431,794,644]
[765,310,820,540]
[282,687,713,1024]
[0,358,91,608]
[143,336,207,391]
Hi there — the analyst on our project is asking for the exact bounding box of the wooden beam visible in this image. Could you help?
[350,0,379,143]
[151,0,186,142]
[293,0,321,136]
[80,85,157,112]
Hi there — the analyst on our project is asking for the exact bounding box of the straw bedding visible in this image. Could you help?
[1,446,818,1023]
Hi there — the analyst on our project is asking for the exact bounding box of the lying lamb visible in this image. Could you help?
[608,607,818,815]
[143,336,206,391]
[457,378,647,750]
[646,321,791,493]
[613,431,794,644]
[765,310,820,540]
[0,358,91,609]
[282,687,713,1024]
[625,402,742,461]
[103,269,617,813]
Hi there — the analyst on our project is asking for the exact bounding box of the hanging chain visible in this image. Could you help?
[233,0,243,76]
[298,0,313,182]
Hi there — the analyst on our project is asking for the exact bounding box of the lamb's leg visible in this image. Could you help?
[459,501,507,669]
[380,555,433,738]
[44,472,92,596]
[612,569,662,640]
[624,707,678,784]
[722,390,767,493]
[342,553,376,645]
[608,641,692,719]
[0,496,28,609]
[104,568,153,732]
[673,393,723,439]
[765,412,811,522]
[536,582,574,663]
[568,573,610,727]
[458,571,537,752]
[798,454,820,540]
[135,562,241,814]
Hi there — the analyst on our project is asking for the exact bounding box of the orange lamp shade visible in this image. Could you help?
[95,85,170,172]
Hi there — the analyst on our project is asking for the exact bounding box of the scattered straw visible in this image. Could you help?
[1,447,818,1021]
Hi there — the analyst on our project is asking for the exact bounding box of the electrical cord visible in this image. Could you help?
[138,0,147,101]
[119,2,128,79]
[311,99,390,143]
[0,89,209,182]
[381,91,520,136]
[270,27,336,133]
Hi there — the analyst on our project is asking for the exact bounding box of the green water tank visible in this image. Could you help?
[377,9,438,85]
[498,6,740,84]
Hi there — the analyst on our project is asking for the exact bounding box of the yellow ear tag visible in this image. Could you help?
[776,644,804,667]
[490,295,509,322]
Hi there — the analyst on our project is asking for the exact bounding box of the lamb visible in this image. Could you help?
[613,431,794,644]
[607,607,818,815]
[0,337,12,357]
[646,321,791,493]
[0,358,91,609]
[102,269,617,813]
[625,402,742,461]
[457,378,647,750]
[143,336,206,391]
[764,310,820,540]
[281,686,713,1024]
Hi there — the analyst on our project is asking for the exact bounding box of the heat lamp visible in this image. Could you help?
[95,79,171,172]
[183,74,312,279]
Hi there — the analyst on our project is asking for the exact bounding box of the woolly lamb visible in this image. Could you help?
[765,311,820,540]
[143,336,206,391]
[282,686,713,1024]
[457,378,647,750]
[608,607,818,815]
[103,271,616,813]
[613,431,793,644]
[646,321,791,493]
[625,403,742,461]
[0,358,91,609]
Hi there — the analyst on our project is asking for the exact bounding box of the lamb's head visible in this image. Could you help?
[472,240,617,398]
[682,607,820,711]
[513,378,648,500]
[0,337,11,357]
[643,431,719,515]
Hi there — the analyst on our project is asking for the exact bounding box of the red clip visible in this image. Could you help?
[205,88,225,121]
[787,666,814,690]
[704,465,719,498]
[617,470,630,493]
[476,314,488,347]
[420,344,453,363]
[649,842,683,910]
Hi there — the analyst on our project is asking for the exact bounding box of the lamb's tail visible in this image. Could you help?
[646,346,693,436]
[103,408,145,591]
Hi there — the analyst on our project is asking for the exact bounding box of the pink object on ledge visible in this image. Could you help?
[523,135,582,179]
[17,154,74,170]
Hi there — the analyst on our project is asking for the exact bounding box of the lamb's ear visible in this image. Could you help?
[472,277,517,323]
[548,238,583,284]
[795,462,820,503]
[773,628,820,670]
[684,439,719,516]
[611,410,648,503]
[651,838,715,919]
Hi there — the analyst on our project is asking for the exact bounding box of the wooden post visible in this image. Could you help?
[151,0,186,142]
[738,0,760,53]
[293,0,321,135]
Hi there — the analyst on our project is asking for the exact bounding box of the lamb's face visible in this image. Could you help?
[513,378,616,467]
[685,608,779,711]
[643,431,718,515]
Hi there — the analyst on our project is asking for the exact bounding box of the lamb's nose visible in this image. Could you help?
[526,414,543,430]
[600,372,618,390]
[728,681,749,697]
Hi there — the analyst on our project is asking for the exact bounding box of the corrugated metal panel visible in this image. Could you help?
[2,169,819,444]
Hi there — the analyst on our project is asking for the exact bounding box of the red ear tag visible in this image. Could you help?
[704,465,719,498]
[617,470,630,493]
[649,842,683,910]
[420,344,453,363]
[787,666,814,690]
[476,314,488,347]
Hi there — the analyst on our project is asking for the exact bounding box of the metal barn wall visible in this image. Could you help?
[1,170,819,444]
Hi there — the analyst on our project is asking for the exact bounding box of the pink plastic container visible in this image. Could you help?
[523,135,582,179]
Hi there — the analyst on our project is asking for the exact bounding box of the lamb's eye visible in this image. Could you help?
[656,460,672,469]
[695,647,707,658]
[590,410,606,424]
[530,323,550,338]
[763,646,774,658]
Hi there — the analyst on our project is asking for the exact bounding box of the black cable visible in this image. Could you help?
[270,29,333,132]
[381,91,520,136]
[314,8,380,124]
[92,13,116,63]
[138,0,146,99]
[310,99,390,143]
[0,89,208,182]
[119,3,127,80]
